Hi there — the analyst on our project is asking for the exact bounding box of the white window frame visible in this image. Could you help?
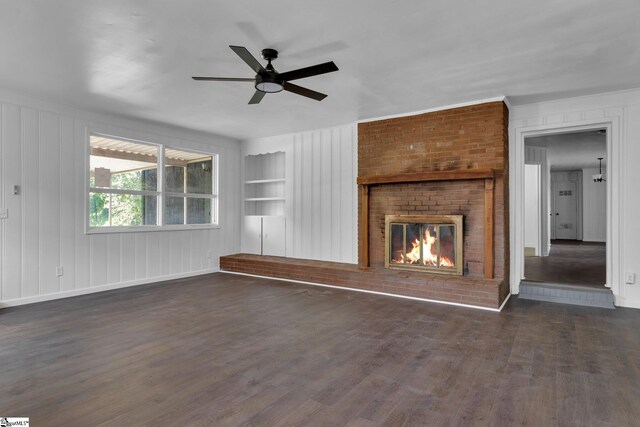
[163,146,219,228]
[86,132,219,234]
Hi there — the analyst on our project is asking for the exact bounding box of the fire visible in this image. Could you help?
[398,228,454,267]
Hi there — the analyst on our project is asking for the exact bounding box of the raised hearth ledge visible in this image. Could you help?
[220,254,507,309]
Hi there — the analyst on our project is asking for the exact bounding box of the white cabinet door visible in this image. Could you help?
[243,216,262,254]
[262,216,286,256]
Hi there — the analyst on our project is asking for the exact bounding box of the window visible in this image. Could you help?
[88,134,218,230]
[164,147,218,225]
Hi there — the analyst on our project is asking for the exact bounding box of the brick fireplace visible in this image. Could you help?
[358,101,510,305]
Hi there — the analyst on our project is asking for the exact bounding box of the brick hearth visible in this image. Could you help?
[220,254,503,309]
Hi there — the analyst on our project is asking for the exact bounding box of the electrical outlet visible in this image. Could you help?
[625,273,636,284]
[207,251,212,259]
[0,208,8,219]
[56,266,64,277]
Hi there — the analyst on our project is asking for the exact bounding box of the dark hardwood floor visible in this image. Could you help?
[2,272,639,426]
[525,240,607,287]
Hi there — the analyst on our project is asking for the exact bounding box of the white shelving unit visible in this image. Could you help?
[242,151,286,256]
[244,152,286,216]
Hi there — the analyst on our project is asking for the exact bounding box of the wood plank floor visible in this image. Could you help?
[525,240,606,287]
[2,273,639,426]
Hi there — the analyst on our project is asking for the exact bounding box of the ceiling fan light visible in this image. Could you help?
[256,81,283,93]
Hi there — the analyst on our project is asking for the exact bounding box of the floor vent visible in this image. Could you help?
[519,280,615,309]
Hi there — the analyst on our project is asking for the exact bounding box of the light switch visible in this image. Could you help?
[0,208,8,219]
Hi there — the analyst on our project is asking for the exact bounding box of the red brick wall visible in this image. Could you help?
[358,102,509,299]
[358,102,507,176]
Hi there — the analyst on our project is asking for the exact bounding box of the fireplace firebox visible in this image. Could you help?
[385,215,463,275]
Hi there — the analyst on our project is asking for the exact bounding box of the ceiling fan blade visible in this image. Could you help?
[248,91,266,104]
[229,45,266,74]
[192,77,255,82]
[279,61,338,81]
[283,82,327,101]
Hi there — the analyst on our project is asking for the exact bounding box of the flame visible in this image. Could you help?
[395,227,454,267]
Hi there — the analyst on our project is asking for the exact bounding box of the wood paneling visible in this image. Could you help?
[243,123,358,264]
[0,94,241,306]
[2,105,22,300]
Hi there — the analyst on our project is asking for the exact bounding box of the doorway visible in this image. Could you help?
[523,129,607,288]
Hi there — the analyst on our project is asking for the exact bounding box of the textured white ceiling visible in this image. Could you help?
[526,131,607,171]
[1,0,639,140]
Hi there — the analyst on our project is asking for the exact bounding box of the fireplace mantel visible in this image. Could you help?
[358,168,497,279]
[357,168,496,186]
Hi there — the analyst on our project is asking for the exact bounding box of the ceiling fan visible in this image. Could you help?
[192,45,339,104]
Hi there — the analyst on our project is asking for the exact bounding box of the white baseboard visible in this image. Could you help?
[222,270,510,312]
[0,268,220,308]
[616,298,640,309]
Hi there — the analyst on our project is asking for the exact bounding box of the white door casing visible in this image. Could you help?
[511,115,619,299]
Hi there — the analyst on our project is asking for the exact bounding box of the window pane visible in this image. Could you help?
[187,197,212,224]
[165,166,184,193]
[111,194,146,226]
[165,196,214,225]
[165,148,213,195]
[89,193,157,227]
[89,192,110,227]
[90,136,158,191]
[165,196,184,225]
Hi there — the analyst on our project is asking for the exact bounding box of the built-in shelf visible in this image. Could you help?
[243,151,287,256]
[245,197,286,202]
[245,178,286,184]
[244,151,286,217]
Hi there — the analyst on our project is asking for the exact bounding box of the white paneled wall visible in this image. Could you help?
[582,168,607,242]
[243,123,358,264]
[0,91,241,306]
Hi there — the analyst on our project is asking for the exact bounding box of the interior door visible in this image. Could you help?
[554,182,577,240]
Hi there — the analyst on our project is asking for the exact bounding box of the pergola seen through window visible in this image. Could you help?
[88,135,218,229]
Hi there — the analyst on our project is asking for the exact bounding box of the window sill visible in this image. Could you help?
[86,224,221,234]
